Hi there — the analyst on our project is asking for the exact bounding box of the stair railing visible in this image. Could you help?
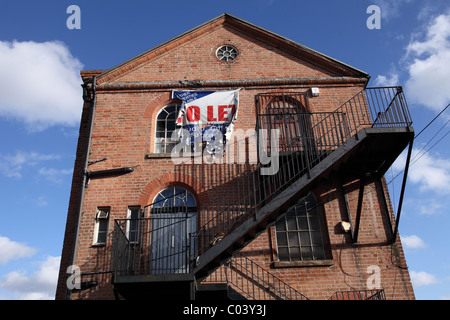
[195,87,412,257]
[201,253,309,300]
[112,87,412,278]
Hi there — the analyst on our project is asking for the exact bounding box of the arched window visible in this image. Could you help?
[152,186,197,211]
[275,192,326,261]
[155,104,181,153]
[265,96,310,153]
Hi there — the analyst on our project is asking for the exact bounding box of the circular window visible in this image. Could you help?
[216,45,239,62]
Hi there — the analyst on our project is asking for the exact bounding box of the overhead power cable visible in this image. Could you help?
[387,102,450,185]
[414,103,450,139]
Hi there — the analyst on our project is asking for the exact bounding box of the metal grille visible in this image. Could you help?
[112,87,412,287]
[328,289,386,300]
[195,87,412,257]
[111,190,197,276]
[202,253,309,300]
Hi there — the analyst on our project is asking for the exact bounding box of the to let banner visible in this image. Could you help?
[172,89,239,152]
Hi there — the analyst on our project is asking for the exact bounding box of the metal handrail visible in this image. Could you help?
[111,87,412,282]
[328,289,386,300]
[226,254,309,300]
[195,86,412,256]
[202,253,309,300]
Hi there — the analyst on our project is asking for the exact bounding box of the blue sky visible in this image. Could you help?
[0,0,449,300]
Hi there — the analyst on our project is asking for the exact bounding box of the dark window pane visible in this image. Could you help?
[167,121,175,131]
[97,218,108,244]
[286,215,297,230]
[298,217,308,230]
[275,219,286,231]
[97,232,107,244]
[295,205,307,217]
[278,247,289,261]
[165,105,176,114]
[167,111,177,120]
[186,193,196,207]
[157,109,168,119]
[301,247,312,260]
[98,219,108,232]
[313,246,326,260]
[300,232,311,246]
[130,208,140,219]
[289,247,301,260]
[311,231,323,246]
[309,216,320,230]
[160,188,174,198]
[128,230,138,243]
[276,232,287,246]
[157,120,165,130]
[288,232,299,246]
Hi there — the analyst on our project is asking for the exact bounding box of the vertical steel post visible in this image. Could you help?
[392,139,413,243]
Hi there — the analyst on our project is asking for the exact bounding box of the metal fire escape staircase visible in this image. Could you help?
[111,87,413,300]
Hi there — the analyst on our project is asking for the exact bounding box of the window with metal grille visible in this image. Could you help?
[275,193,326,261]
[256,92,312,154]
[155,104,181,153]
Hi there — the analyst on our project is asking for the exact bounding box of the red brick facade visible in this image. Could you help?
[56,14,414,300]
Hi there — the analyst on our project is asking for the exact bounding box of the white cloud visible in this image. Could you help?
[410,270,439,287]
[0,256,60,300]
[0,40,83,131]
[417,199,444,215]
[0,150,61,179]
[373,0,413,21]
[36,196,48,207]
[38,167,73,184]
[404,11,450,111]
[401,235,427,249]
[374,72,399,87]
[0,235,36,265]
[393,148,450,194]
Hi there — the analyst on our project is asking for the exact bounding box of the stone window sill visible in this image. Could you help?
[272,259,333,268]
[145,153,204,159]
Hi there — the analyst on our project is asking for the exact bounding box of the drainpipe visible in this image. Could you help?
[65,76,97,299]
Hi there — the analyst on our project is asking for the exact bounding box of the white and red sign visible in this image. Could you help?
[173,90,239,146]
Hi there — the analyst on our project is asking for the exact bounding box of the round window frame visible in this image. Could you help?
[215,45,239,62]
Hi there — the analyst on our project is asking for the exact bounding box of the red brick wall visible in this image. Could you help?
[56,17,414,300]
[239,178,414,300]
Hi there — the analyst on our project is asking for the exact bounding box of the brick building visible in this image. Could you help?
[56,13,415,300]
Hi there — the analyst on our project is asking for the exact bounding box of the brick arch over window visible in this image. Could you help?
[143,92,182,153]
[138,172,207,208]
[257,92,313,153]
